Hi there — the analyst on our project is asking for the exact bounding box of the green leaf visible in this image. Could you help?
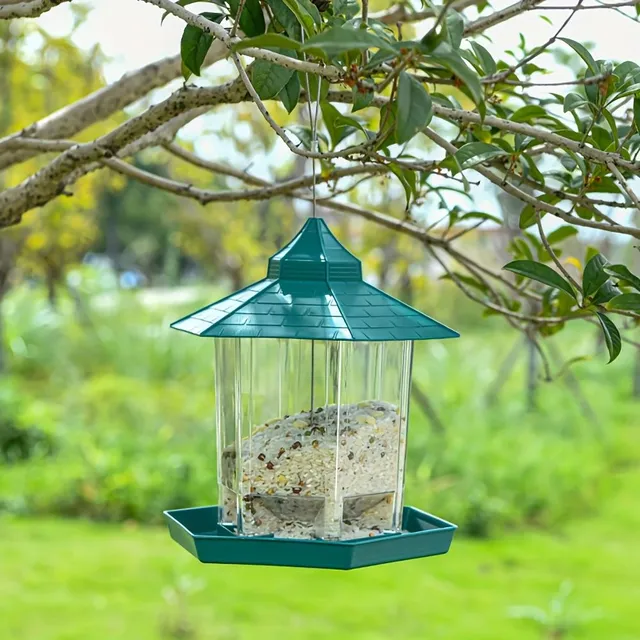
[454,142,507,170]
[607,293,640,312]
[546,225,578,244]
[286,124,328,149]
[279,72,300,113]
[591,125,612,151]
[503,260,577,300]
[299,74,329,101]
[300,26,395,59]
[563,92,588,113]
[601,108,619,148]
[634,96,640,133]
[352,86,374,112]
[559,37,599,74]
[519,193,561,229]
[510,105,548,123]
[595,312,622,363]
[510,237,534,261]
[282,0,320,35]
[320,101,365,147]
[389,164,416,210]
[395,72,433,144]
[470,42,496,75]
[440,272,489,294]
[521,153,545,185]
[180,12,224,78]
[263,0,301,39]
[430,41,483,105]
[518,206,541,229]
[457,211,503,224]
[443,10,464,49]
[228,0,265,36]
[582,253,609,298]
[604,264,640,292]
[252,55,295,99]
[591,280,620,305]
[333,0,360,18]
[232,33,301,51]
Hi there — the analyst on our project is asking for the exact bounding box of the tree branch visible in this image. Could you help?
[464,0,545,36]
[607,161,640,211]
[0,77,249,227]
[374,0,483,25]
[99,158,387,204]
[0,0,71,19]
[0,42,227,171]
[536,211,582,291]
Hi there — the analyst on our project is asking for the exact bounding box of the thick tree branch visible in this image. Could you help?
[0,77,249,226]
[0,0,70,19]
[464,0,545,35]
[0,42,227,171]
[374,0,483,25]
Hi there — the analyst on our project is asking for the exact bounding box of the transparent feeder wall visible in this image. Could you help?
[215,338,413,541]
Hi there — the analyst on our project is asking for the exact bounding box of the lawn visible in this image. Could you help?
[2,461,639,640]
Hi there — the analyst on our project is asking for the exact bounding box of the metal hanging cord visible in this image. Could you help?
[300,30,322,414]
[300,29,322,218]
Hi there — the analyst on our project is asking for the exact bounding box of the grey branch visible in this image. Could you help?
[0,0,71,19]
[0,41,227,171]
[99,160,387,204]
[0,77,249,227]
[374,0,482,25]
[464,0,546,35]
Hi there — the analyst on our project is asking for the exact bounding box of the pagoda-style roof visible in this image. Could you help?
[171,219,459,341]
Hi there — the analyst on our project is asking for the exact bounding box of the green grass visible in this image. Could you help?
[2,462,640,640]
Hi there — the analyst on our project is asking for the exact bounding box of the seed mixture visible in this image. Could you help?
[220,400,405,540]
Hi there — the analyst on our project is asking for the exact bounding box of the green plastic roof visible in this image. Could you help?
[171,219,459,342]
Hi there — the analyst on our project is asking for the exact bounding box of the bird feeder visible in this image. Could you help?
[164,219,459,569]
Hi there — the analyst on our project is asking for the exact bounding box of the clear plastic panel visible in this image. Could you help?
[342,491,395,538]
[215,339,239,526]
[335,341,409,538]
[215,338,413,540]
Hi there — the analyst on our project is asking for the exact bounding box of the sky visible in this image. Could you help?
[33,1,640,227]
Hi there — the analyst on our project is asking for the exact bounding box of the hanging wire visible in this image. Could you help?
[299,29,323,415]
[300,29,322,218]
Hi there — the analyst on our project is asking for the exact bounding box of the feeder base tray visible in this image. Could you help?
[164,505,456,570]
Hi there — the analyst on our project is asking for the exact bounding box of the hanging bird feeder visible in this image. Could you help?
[165,218,459,569]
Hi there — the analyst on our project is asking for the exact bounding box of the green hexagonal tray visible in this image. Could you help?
[164,505,456,570]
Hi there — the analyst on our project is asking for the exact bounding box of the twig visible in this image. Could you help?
[536,211,582,291]
[464,0,545,36]
[230,53,368,161]
[230,0,247,37]
[432,0,459,32]
[483,0,585,84]
[422,127,640,239]
[607,161,640,211]
[0,0,71,19]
